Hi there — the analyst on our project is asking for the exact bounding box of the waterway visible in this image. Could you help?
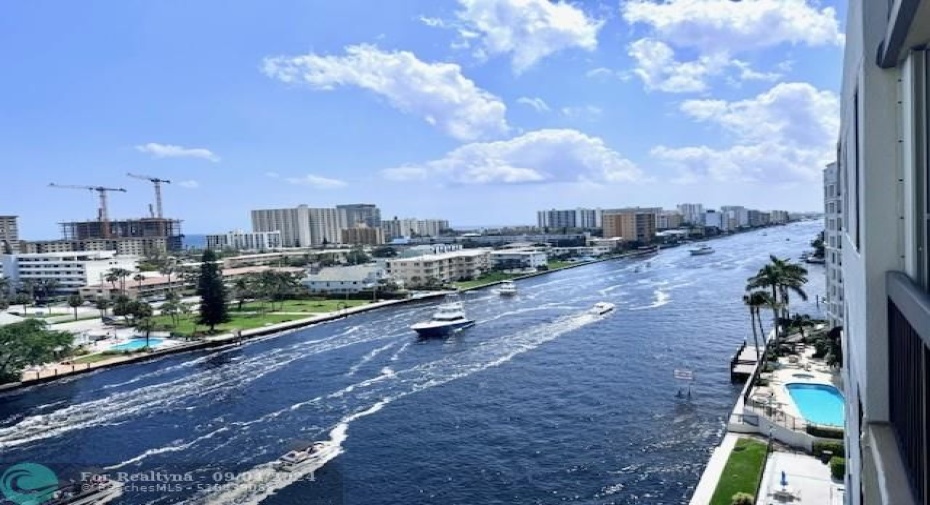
[0,221,825,504]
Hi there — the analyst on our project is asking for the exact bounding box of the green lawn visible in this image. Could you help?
[709,438,769,505]
[454,272,518,289]
[152,312,307,336]
[231,298,369,313]
[546,260,576,270]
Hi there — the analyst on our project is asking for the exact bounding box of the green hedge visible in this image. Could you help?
[829,457,846,480]
[806,425,844,439]
[813,440,845,458]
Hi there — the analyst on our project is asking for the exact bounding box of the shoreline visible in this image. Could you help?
[1,224,790,393]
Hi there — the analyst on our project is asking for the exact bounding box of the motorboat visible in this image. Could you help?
[40,473,123,505]
[274,441,339,473]
[498,279,517,296]
[689,245,715,256]
[590,302,616,315]
[410,295,475,337]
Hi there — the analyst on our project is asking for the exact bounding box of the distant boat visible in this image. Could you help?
[689,245,715,256]
[410,295,475,338]
[590,302,616,315]
[498,279,517,296]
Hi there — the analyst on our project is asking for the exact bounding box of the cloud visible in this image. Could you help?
[516,96,550,112]
[265,171,280,179]
[585,67,615,79]
[622,0,843,92]
[652,82,839,183]
[177,180,199,189]
[262,44,509,141]
[452,0,603,73]
[285,174,348,189]
[561,105,603,120]
[134,143,219,162]
[383,129,642,185]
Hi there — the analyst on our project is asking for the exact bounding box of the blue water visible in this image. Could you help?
[785,383,845,427]
[0,221,826,504]
[183,234,207,250]
[110,338,165,352]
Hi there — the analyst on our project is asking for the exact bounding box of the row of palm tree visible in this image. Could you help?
[743,254,809,360]
[231,271,303,313]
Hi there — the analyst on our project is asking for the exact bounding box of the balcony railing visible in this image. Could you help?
[886,271,930,504]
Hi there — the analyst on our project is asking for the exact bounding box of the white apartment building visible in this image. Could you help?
[206,230,282,251]
[386,249,490,287]
[382,218,420,240]
[721,206,750,228]
[824,162,845,328]
[489,249,548,272]
[536,208,602,230]
[677,203,705,225]
[399,244,463,258]
[252,206,311,248]
[251,205,346,247]
[839,1,930,503]
[769,210,790,224]
[416,219,450,238]
[302,264,388,295]
[703,210,727,231]
[1,250,138,294]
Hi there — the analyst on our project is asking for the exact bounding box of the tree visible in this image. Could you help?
[371,246,397,258]
[111,295,133,321]
[134,273,146,291]
[104,269,120,291]
[232,277,251,311]
[346,246,370,265]
[67,294,83,320]
[160,293,183,327]
[811,231,825,259]
[36,279,60,302]
[788,313,816,339]
[95,297,110,319]
[0,298,8,311]
[196,249,229,332]
[135,317,157,349]
[746,255,809,343]
[743,291,774,361]
[12,293,31,315]
[0,319,73,383]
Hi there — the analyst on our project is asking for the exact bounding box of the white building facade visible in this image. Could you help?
[206,230,282,251]
[489,249,548,272]
[302,265,388,295]
[1,251,138,294]
[823,162,844,329]
[839,1,930,503]
[536,208,602,230]
[676,203,705,225]
[251,205,346,247]
[386,249,490,287]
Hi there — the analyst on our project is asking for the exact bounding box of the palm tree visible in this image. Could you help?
[232,277,251,311]
[134,273,146,292]
[67,294,83,320]
[136,317,156,349]
[159,259,176,292]
[95,297,110,319]
[36,278,60,301]
[104,269,120,292]
[746,255,809,342]
[160,295,182,327]
[743,291,774,361]
[117,268,132,294]
[788,313,816,339]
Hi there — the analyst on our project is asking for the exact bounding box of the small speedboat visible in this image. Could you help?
[689,245,715,256]
[498,279,517,296]
[410,295,475,338]
[274,441,339,472]
[590,302,616,315]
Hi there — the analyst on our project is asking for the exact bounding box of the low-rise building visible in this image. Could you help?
[341,226,384,246]
[386,249,490,287]
[489,249,548,272]
[397,244,463,258]
[206,230,282,251]
[1,250,138,294]
[19,237,173,256]
[301,264,388,295]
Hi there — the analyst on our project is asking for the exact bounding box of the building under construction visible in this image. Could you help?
[23,174,185,255]
[58,218,183,250]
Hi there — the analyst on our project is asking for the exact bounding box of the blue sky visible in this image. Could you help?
[0,0,845,238]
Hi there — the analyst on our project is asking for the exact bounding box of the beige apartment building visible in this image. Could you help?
[602,210,657,244]
[341,226,384,246]
[386,249,490,287]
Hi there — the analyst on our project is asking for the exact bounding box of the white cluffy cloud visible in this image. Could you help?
[262,44,509,141]
[134,143,220,162]
[437,0,602,73]
[285,174,347,189]
[622,0,844,92]
[383,129,642,185]
[177,180,199,189]
[651,82,839,183]
[516,96,550,112]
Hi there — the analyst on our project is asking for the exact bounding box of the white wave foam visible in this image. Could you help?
[345,341,398,377]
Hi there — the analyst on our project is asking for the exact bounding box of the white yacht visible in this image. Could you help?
[410,295,475,338]
[274,441,339,473]
[43,474,123,505]
[498,279,517,296]
[689,245,715,256]
[590,302,616,315]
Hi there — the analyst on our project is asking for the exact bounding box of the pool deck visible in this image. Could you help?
[755,451,844,505]
[747,346,843,429]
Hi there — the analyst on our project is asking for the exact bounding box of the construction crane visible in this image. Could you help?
[48,183,128,237]
[127,173,171,218]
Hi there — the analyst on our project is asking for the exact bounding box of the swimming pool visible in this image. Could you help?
[109,338,164,351]
[785,383,845,427]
